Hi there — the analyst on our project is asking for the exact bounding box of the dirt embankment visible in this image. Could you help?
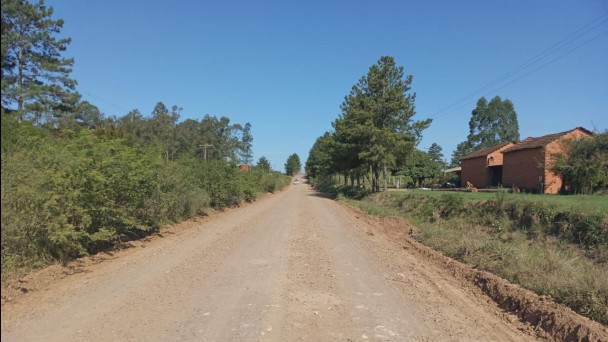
[349,209,608,342]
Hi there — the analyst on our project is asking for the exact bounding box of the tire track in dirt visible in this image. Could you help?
[304,186,538,341]
[280,191,354,340]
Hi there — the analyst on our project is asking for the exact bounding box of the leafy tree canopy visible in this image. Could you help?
[285,153,301,176]
[256,156,271,172]
[305,132,337,178]
[551,131,607,194]
[451,96,520,166]
[467,96,520,149]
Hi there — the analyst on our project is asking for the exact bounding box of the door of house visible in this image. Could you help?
[488,166,503,187]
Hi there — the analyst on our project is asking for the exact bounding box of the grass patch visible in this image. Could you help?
[417,218,608,323]
[345,191,608,326]
[403,189,608,215]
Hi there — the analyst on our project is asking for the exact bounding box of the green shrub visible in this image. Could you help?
[1,119,292,276]
[309,175,338,197]
[337,186,371,200]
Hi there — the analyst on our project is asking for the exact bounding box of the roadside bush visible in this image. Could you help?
[158,158,210,221]
[337,186,370,200]
[198,160,242,208]
[1,119,291,277]
[2,129,166,263]
[309,175,338,197]
[551,131,608,194]
[274,172,291,190]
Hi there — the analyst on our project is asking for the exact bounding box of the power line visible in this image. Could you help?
[432,14,608,118]
[479,30,608,98]
[434,29,608,120]
[79,87,131,114]
[430,13,608,120]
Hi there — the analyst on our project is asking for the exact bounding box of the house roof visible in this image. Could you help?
[502,127,592,154]
[443,166,461,173]
[461,141,514,160]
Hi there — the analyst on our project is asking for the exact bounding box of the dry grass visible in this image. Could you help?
[345,196,608,325]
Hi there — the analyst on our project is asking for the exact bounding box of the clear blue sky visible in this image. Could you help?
[48,0,608,170]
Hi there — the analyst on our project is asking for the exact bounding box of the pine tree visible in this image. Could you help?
[256,156,271,173]
[1,0,79,122]
[338,56,431,192]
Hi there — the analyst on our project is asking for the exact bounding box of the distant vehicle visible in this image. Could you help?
[293,179,300,185]
[442,182,456,188]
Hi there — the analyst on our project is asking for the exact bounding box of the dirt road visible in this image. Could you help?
[1,181,538,341]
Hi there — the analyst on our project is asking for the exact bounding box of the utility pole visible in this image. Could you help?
[199,144,213,162]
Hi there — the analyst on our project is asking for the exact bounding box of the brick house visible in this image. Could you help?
[502,127,593,194]
[460,142,515,188]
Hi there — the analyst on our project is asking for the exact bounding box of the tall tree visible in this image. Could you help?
[174,118,202,156]
[399,149,437,187]
[116,109,145,142]
[239,122,253,166]
[338,56,431,192]
[1,0,79,122]
[305,132,337,179]
[467,96,520,149]
[145,102,180,162]
[256,156,271,173]
[451,96,520,166]
[284,153,301,176]
[55,100,102,130]
[427,143,444,165]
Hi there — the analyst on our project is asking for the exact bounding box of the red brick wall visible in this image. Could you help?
[503,148,545,192]
[487,142,514,167]
[461,157,487,188]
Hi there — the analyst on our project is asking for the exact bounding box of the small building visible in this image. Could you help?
[502,127,592,194]
[460,142,515,188]
[443,166,462,187]
[238,164,251,172]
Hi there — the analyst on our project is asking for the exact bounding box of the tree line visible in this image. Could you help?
[1,0,289,275]
[305,54,606,194]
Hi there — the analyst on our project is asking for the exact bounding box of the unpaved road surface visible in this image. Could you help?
[2,181,538,341]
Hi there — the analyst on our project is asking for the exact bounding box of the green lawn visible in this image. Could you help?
[391,189,608,216]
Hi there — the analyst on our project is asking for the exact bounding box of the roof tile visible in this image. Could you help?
[461,141,514,160]
[502,127,592,153]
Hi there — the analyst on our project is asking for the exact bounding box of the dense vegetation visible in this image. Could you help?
[1,114,290,276]
[1,0,290,278]
[339,189,608,325]
[551,131,608,194]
